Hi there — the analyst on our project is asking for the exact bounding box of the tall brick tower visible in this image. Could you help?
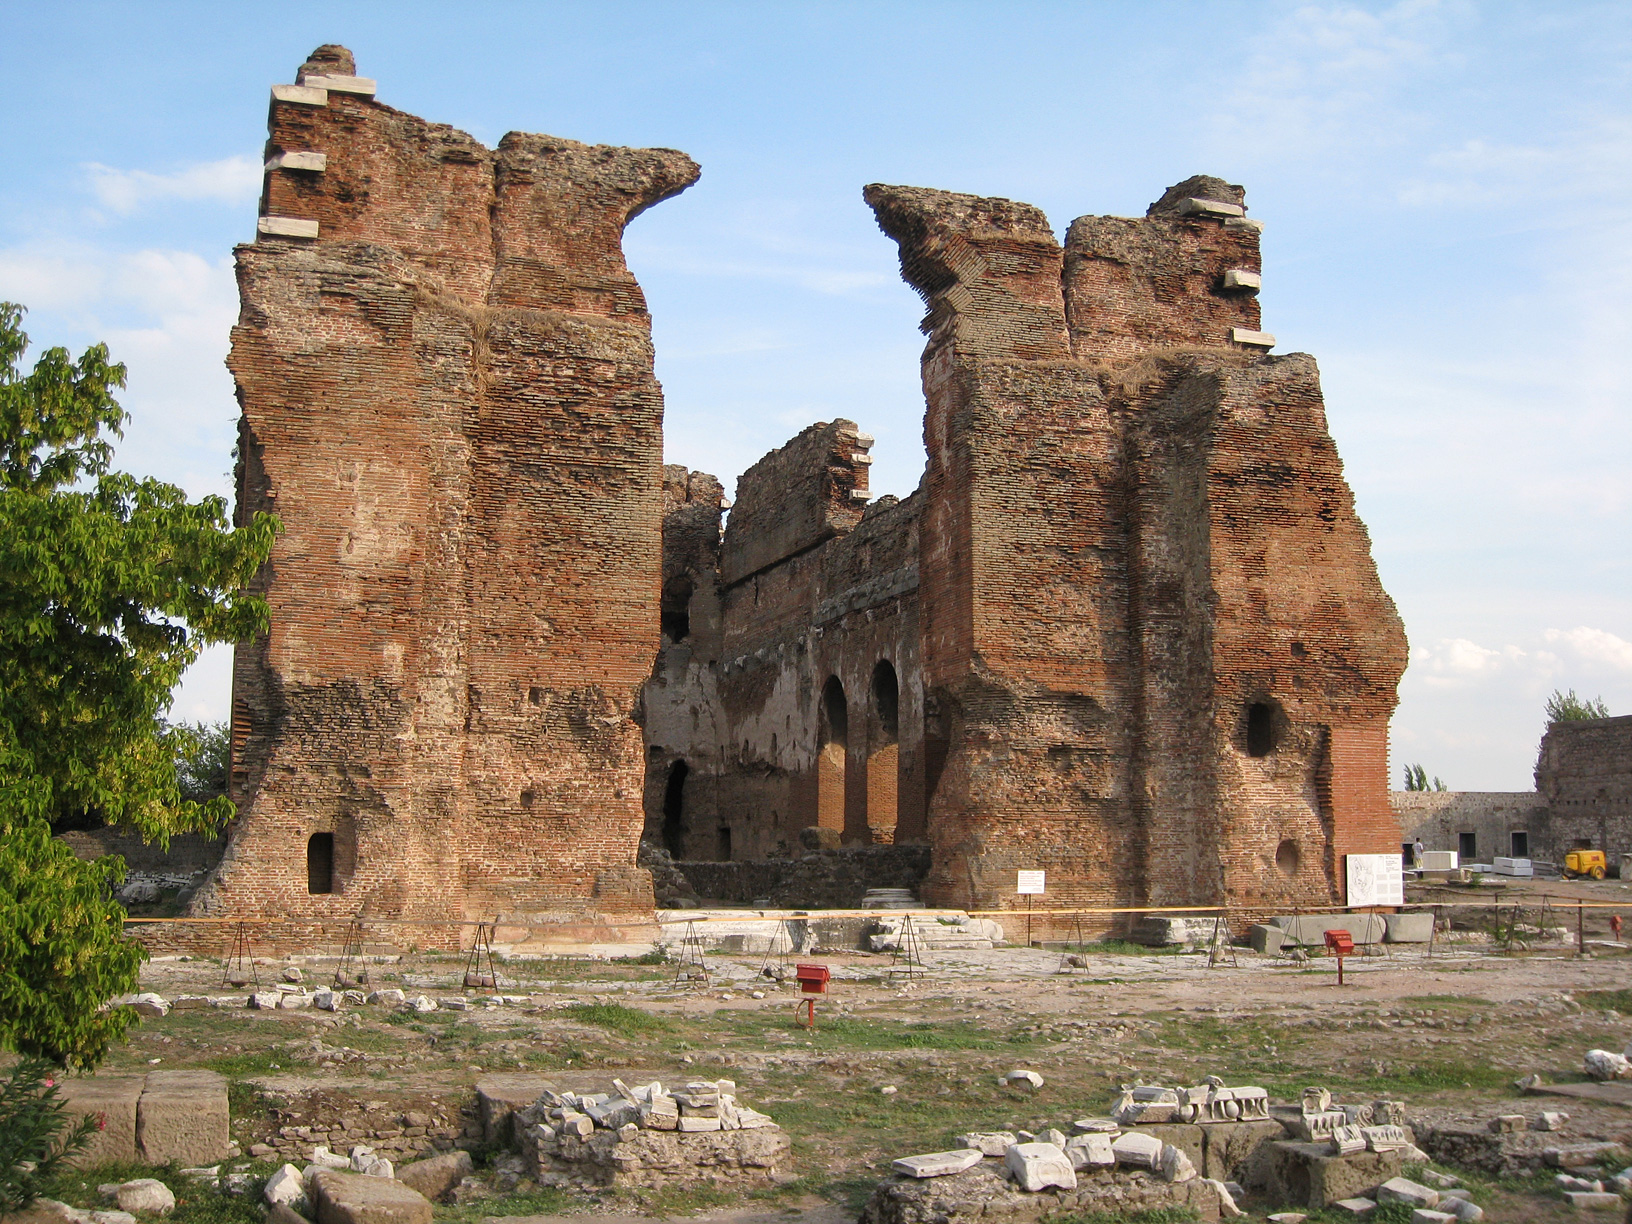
[867,175,1407,915]
[196,47,699,941]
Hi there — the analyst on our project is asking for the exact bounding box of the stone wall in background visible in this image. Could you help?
[1536,715,1632,861]
[1390,792,1545,864]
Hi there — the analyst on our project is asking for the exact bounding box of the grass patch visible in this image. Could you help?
[1399,995,1494,1008]
[34,1162,264,1224]
[558,1002,669,1035]
[434,1185,577,1221]
[1051,1209,1198,1224]
[637,1181,742,1215]
[203,1050,284,1077]
[1578,989,1632,1012]
[1085,939,1189,957]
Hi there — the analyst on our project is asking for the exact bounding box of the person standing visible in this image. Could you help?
[1414,838,1426,868]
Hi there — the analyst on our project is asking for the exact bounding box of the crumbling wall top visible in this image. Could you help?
[718,420,871,587]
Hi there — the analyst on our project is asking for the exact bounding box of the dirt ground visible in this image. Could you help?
[51,880,1632,1224]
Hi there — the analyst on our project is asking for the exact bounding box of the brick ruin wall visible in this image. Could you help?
[640,175,1406,921]
[1535,715,1632,861]
[193,46,698,942]
[862,175,1406,917]
[642,422,924,864]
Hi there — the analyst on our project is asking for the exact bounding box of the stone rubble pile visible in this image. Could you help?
[881,1077,1439,1221]
[510,1077,790,1188]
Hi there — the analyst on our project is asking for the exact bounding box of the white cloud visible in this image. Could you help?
[1544,627,1632,674]
[85,155,261,215]
[1397,118,1632,208]
[1213,0,1468,161]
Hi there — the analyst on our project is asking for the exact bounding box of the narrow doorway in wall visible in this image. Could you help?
[662,760,689,858]
[867,660,900,842]
[717,826,732,860]
[1458,831,1477,861]
[818,676,847,832]
[307,832,335,895]
[1511,830,1529,858]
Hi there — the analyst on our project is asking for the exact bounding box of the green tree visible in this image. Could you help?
[1545,688,1610,726]
[1403,764,1447,792]
[0,302,277,1069]
[169,718,231,806]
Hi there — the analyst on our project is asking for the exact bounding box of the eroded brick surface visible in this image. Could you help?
[643,175,1406,924]
[198,47,697,936]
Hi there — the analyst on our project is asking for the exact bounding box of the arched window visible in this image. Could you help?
[818,677,847,832]
[307,832,335,895]
[661,575,694,642]
[1246,701,1279,757]
[868,661,900,841]
[662,760,689,858]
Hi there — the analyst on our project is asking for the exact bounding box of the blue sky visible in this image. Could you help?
[1,1,1627,791]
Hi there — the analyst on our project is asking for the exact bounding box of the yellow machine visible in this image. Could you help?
[1564,849,1608,880]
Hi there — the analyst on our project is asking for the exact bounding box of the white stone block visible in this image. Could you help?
[1411,1212,1456,1224]
[115,1180,175,1216]
[1223,269,1262,291]
[263,1165,307,1214]
[1229,327,1276,349]
[1112,1131,1164,1168]
[1334,1199,1377,1216]
[1005,1142,1077,1192]
[679,1115,722,1132]
[1065,1133,1116,1169]
[1003,1068,1045,1089]
[1179,197,1246,218]
[1565,1192,1622,1210]
[1585,1049,1631,1081]
[1225,216,1267,232]
[266,151,328,173]
[1378,1178,1440,1209]
[1159,1142,1197,1182]
[272,84,328,106]
[957,1131,1017,1157]
[892,1149,984,1178]
[849,489,870,501]
[258,216,320,240]
[298,74,377,96]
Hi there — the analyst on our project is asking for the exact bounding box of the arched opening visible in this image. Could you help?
[1246,701,1278,757]
[818,676,848,832]
[661,575,693,642]
[867,660,900,842]
[1275,838,1300,875]
[307,832,335,895]
[662,760,689,858]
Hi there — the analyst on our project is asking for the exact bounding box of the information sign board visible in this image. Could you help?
[1016,870,1046,895]
[1345,853,1404,907]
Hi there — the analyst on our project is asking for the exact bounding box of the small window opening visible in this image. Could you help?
[1246,701,1278,757]
[520,788,536,809]
[1274,838,1300,875]
[872,660,899,741]
[528,686,542,705]
[662,760,688,858]
[1510,830,1529,858]
[661,575,693,642]
[1458,831,1476,861]
[307,832,335,895]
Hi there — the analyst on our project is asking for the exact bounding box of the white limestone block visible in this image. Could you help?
[298,74,377,96]
[1566,1192,1623,1210]
[1225,216,1267,232]
[1065,1133,1116,1169]
[263,1165,307,1214]
[1223,269,1262,291]
[1178,197,1246,218]
[958,1131,1018,1156]
[1005,1142,1077,1192]
[1229,327,1276,349]
[272,84,328,106]
[1159,1142,1197,1183]
[1112,1131,1164,1168]
[891,1149,984,1178]
[266,151,328,173]
[1378,1178,1440,1209]
[1584,1049,1631,1081]
[1410,1213,1455,1224]
[258,216,320,240]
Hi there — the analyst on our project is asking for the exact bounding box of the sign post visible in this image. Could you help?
[1344,854,1403,909]
[1017,870,1045,947]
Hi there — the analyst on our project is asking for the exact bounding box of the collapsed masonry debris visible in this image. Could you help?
[512,1078,789,1187]
[871,1081,1442,1223]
